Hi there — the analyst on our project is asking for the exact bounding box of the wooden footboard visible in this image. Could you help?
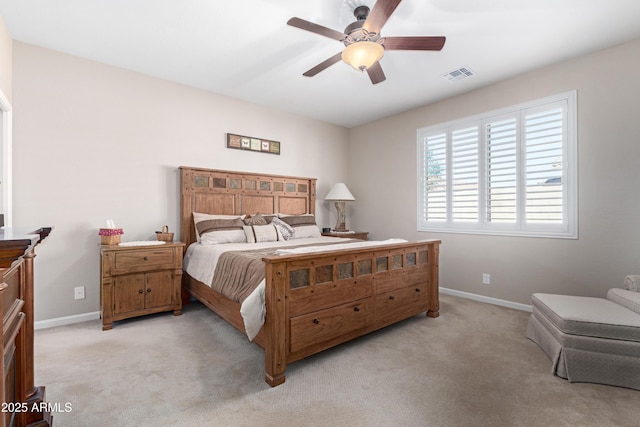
[261,240,440,386]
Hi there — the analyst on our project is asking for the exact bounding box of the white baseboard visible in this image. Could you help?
[34,311,101,330]
[440,287,532,312]
[33,289,529,330]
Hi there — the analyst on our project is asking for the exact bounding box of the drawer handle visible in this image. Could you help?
[353,306,360,312]
[313,318,320,324]
[389,295,395,300]
[143,256,148,261]
[147,288,152,293]
[415,288,421,292]
[138,289,143,294]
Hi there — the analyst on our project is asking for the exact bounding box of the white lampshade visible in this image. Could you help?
[341,41,384,71]
[325,183,355,201]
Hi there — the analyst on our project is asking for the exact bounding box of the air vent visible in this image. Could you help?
[441,67,475,82]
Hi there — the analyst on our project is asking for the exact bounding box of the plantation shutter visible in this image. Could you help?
[451,126,479,221]
[524,106,564,224]
[417,92,575,238]
[422,133,447,221]
[485,117,518,223]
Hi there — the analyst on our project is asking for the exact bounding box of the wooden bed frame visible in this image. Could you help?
[180,166,440,386]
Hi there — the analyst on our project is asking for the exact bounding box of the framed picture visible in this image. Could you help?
[226,133,280,155]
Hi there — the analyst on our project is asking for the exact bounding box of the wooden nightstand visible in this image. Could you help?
[322,231,369,240]
[100,241,185,330]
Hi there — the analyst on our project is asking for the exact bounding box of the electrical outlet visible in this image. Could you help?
[482,273,491,285]
[74,286,85,300]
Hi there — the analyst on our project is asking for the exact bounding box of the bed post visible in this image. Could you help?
[180,167,194,246]
[263,259,287,386]
[427,241,440,318]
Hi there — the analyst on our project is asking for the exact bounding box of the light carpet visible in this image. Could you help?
[34,294,638,426]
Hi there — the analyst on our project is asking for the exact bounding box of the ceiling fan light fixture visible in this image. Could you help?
[341,41,384,71]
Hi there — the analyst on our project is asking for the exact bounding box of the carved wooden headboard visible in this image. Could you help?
[180,166,317,247]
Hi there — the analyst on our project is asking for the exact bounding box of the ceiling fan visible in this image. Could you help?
[287,0,446,84]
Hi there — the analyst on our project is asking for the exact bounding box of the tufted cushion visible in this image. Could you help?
[532,293,640,342]
[607,288,640,315]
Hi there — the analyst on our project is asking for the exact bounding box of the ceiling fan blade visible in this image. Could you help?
[287,17,346,41]
[367,62,386,84]
[363,0,402,34]
[383,36,446,51]
[302,52,343,77]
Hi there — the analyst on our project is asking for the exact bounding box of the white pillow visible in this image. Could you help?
[278,214,321,239]
[244,224,281,243]
[193,212,245,242]
[195,215,246,245]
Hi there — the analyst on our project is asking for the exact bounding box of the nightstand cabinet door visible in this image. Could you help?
[144,270,173,309]
[114,274,146,314]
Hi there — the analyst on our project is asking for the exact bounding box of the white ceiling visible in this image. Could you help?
[1,0,640,128]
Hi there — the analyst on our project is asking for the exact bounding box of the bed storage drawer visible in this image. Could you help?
[289,298,374,353]
[288,278,373,317]
[375,283,428,326]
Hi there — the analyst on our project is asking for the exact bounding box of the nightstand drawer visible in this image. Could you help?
[114,249,175,272]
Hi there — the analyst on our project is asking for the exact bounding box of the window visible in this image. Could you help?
[417,91,577,238]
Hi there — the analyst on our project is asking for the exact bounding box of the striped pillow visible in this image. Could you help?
[193,213,245,242]
[194,214,247,245]
[279,214,321,239]
[244,224,281,243]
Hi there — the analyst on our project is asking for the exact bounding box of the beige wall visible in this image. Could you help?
[0,16,11,101]
[348,38,640,305]
[12,37,640,322]
[12,42,350,321]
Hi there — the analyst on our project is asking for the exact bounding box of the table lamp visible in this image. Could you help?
[325,183,355,232]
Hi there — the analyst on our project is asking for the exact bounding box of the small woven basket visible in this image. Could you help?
[156,225,174,242]
[99,228,123,245]
[101,234,121,245]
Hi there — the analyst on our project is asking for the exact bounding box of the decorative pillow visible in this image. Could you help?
[262,214,277,224]
[193,213,245,242]
[623,275,640,292]
[195,215,247,245]
[244,213,268,226]
[244,224,281,243]
[279,214,321,239]
[271,217,295,240]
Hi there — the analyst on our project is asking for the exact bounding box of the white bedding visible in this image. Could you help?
[183,237,408,341]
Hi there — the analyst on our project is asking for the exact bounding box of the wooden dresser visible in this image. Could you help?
[100,242,185,330]
[0,227,52,427]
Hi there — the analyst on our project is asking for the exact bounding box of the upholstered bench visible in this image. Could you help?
[526,289,640,390]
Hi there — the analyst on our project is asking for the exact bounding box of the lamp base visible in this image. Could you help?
[333,201,348,232]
